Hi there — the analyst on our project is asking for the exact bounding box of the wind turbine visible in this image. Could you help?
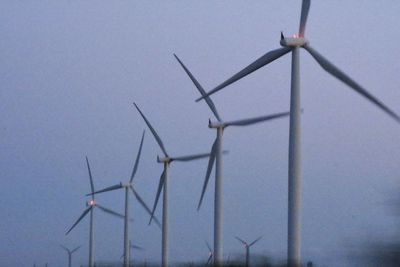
[60,245,81,267]
[205,241,213,266]
[66,157,127,267]
[235,236,262,267]
[134,103,212,267]
[87,131,161,267]
[120,240,144,264]
[194,1,400,266]
[174,54,290,266]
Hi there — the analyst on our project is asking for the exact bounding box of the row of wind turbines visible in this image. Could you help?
[64,1,400,267]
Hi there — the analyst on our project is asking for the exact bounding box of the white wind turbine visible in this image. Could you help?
[134,103,212,267]
[235,236,262,267]
[87,131,161,267]
[174,54,290,266]
[195,1,400,266]
[66,157,127,267]
[60,245,81,267]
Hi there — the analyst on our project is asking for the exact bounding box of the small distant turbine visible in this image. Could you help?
[66,157,127,267]
[60,245,81,267]
[87,131,161,267]
[235,236,262,267]
[205,241,213,266]
[195,1,400,266]
[174,54,289,266]
[120,240,144,262]
[134,103,211,267]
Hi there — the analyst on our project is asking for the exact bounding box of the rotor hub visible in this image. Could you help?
[280,36,308,47]
[87,199,96,206]
[208,120,225,129]
[157,156,171,163]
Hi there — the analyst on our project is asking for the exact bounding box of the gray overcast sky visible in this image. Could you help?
[1,1,400,266]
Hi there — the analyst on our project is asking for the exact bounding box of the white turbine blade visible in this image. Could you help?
[224,111,290,127]
[196,47,292,102]
[304,44,400,123]
[86,183,123,196]
[133,103,169,157]
[71,245,81,254]
[66,206,92,235]
[148,170,166,225]
[197,138,217,211]
[249,236,263,247]
[171,152,211,162]
[299,0,311,37]
[130,185,162,228]
[174,54,222,122]
[130,130,145,183]
[235,236,247,245]
[96,204,130,221]
[85,156,95,196]
[149,170,165,225]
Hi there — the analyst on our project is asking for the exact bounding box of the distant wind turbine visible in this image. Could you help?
[205,241,213,266]
[66,157,127,267]
[87,131,161,267]
[120,240,144,263]
[60,245,80,267]
[235,236,262,267]
[174,54,290,266]
[134,103,211,267]
[194,1,400,266]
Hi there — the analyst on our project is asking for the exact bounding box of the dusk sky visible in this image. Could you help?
[1,1,400,266]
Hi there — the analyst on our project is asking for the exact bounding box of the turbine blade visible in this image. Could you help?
[71,246,81,254]
[224,111,290,127]
[206,254,213,265]
[60,245,70,253]
[130,244,144,250]
[171,152,210,162]
[86,183,123,196]
[130,130,145,183]
[249,236,263,247]
[130,185,162,228]
[298,0,311,37]
[205,241,212,252]
[197,138,217,210]
[196,47,292,101]
[235,236,247,245]
[149,170,166,225]
[85,156,95,196]
[96,204,130,221]
[304,44,400,123]
[133,103,169,157]
[66,206,92,235]
[174,54,222,122]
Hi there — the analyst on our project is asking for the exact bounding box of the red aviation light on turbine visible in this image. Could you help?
[87,200,96,206]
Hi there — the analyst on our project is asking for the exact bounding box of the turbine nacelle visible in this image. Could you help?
[157,155,171,163]
[208,119,225,129]
[121,182,130,188]
[86,199,96,207]
[280,36,308,47]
